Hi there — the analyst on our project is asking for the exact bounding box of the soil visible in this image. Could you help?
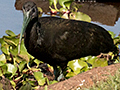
[38,63,120,90]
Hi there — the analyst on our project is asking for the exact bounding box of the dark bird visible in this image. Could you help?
[19,1,117,80]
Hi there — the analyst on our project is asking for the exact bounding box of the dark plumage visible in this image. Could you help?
[19,1,117,80]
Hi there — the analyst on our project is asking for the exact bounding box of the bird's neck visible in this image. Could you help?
[24,17,39,51]
[28,17,38,28]
[25,17,39,34]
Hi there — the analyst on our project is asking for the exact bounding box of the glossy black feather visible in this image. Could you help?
[22,1,117,69]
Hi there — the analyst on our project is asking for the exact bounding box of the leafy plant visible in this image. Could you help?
[48,0,91,22]
[0,29,119,89]
[0,30,54,89]
[65,31,120,78]
[0,0,120,89]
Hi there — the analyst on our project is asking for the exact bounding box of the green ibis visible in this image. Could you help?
[19,1,117,80]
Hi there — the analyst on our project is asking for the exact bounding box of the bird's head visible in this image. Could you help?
[22,1,38,20]
[18,1,38,54]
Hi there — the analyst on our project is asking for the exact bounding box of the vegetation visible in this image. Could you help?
[82,69,120,90]
[0,0,120,89]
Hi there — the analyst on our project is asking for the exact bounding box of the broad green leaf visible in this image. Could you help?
[68,59,88,74]
[1,45,9,55]
[84,56,98,65]
[34,71,46,85]
[38,78,46,86]
[64,1,72,9]
[5,30,16,36]
[70,12,91,22]
[18,61,27,72]
[0,54,6,63]
[34,71,44,79]
[0,61,5,66]
[92,58,108,68]
[7,63,17,77]
[59,0,73,9]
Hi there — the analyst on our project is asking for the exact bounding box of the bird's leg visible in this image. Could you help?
[53,66,64,81]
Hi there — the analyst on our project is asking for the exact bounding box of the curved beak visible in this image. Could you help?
[18,9,31,54]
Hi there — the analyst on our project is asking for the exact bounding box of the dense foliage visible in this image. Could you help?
[0,28,119,90]
[0,0,120,89]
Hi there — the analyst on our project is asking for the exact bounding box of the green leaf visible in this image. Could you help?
[84,56,98,65]
[9,46,18,56]
[92,58,108,68]
[18,61,27,72]
[49,0,59,11]
[37,7,43,17]
[1,45,9,55]
[70,12,91,22]
[0,64,7,76]
[10,80,16,89]
[19,82,32,90]
[108,31,116,39]
[7,63,17,77]
[5,30,16,36]
[49,0,58,6]
[3,36,19,47]
[66,72,76,78]
[44,85,48,90]
[0,54,6,63]
[34,71,44,80]
[34,59,42,68]
[34,71,46,86]
[37,7,43,13]
[68,59,88,74]
[0,61,5,66]
[0,38,6,46]
[59,0,73,9]
[49,80,58,85]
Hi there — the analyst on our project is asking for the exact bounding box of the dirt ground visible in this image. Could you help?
[38,63,120,90]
